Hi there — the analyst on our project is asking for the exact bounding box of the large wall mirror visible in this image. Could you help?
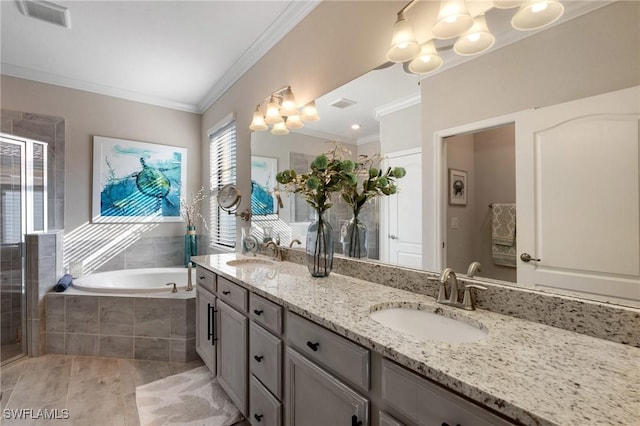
[250,0,639,308]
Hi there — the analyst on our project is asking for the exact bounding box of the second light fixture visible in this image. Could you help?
[250,86,319,135]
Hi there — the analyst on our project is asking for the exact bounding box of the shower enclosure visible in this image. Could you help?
[0,133,47,365]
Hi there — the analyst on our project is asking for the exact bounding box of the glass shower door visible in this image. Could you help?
[0,137,27,364]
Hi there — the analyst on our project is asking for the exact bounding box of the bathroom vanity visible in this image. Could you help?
[192,253,639,426]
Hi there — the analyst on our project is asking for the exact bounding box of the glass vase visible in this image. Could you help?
[344,213,368,259]
[184,225,197,267]
[306,211,334,277]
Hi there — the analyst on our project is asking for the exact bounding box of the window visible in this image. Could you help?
[209,117,237,248]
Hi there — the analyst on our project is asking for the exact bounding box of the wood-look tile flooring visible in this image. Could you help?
[0,354,250,426]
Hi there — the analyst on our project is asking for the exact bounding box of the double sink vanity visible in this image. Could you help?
[191,253,639,426]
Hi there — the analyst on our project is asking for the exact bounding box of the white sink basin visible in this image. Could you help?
[226,258,274,267]
[369,308,487,344]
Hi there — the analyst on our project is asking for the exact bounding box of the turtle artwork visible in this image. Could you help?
[94,137,186,222]
[133,157,173,211]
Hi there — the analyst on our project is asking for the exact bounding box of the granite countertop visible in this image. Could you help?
[192,254,640,426]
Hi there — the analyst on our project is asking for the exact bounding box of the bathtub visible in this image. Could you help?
[72,267,195,293]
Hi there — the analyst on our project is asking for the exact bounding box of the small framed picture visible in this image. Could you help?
[448,168,467,206]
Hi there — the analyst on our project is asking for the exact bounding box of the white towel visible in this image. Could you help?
[491,203,516,267]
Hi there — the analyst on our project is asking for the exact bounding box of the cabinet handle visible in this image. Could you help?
[222,290,231,295]
[441,423,461,426]
[254,414,263,422]
[207,304,217,344]
[199,276,205,280]
[306,341,319,351]
[351,415,362,426]
[253,309,264,316]
[254,355,264,363]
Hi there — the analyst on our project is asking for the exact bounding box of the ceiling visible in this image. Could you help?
[1,0,610,120]
[0,0,319,113]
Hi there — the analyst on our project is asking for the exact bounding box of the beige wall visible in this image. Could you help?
[201,1,400,242]
[473,125,516,282]
[421,1,640,269]
[379,103,421,154]
[0,76,202,234]
[445,133,475,272]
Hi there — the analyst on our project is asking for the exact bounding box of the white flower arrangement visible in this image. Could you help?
[180,187,208,229]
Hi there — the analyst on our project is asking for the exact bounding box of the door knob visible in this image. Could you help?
[389,234,398,240]
[520,253,541,262]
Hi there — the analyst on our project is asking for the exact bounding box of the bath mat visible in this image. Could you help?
[136,366,242,426]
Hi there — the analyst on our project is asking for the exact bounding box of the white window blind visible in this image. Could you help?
[209,119,237,248]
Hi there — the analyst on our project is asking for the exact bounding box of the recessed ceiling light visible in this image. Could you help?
[351,124,361,130]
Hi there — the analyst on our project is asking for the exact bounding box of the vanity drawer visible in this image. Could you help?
[379,411,404,426]
[195,266,216,293]
[250,293,282,335]
[250,321,282,399]
[286,311,369,392]
[382,359,515,426]
[218,276,248,313]
[250,375,281,426]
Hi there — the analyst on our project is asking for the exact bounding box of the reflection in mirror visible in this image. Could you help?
[445,124,516,282]
[251,62,422,265]
[249,1,639,307]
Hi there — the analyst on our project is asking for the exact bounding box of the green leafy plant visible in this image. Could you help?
[341,153,406,217]
[275,145,356,214]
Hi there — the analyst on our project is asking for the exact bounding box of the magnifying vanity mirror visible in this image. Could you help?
[250,0,639,308]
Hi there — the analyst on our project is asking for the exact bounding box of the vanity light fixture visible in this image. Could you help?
[453,14,495,56]
[408,40,443,74]
[386,0,564,75]
[249,86,320,134]
[511,0,564,31]
[432,0,474,40]
[271,120,290,135]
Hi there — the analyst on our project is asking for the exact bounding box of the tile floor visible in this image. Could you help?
[0,354,250,426]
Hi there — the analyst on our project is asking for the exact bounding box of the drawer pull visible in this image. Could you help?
[254,414,263,422]
[222,290,231,295]
[254,355,264,363]
[199,276,205,280]
[351,415,362,426]
[441,423,461,426]
[253,309,264,316]
[306,341,319,352]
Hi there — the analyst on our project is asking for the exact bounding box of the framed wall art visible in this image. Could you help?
[92,136,187,222]
[448,168,467,206]
[251,155,278,218]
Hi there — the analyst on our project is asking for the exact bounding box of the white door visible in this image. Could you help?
[381,149,422,268]
[515,86,640,303]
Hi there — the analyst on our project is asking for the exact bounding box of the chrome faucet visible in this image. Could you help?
[186,262,193,291]
[289,239,302,248]
[438,267,487,310]
[265,241,282,261]
[467,261,482,278]
[438,268,459,304]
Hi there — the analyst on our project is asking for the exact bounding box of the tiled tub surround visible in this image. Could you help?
[282,248,640,347]
[192,253,640,426]
[45,290,196,362]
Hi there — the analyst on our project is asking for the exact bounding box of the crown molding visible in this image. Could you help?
[1,63,201,113]
[356,133,380,146]
[374,94,420,120]
[197,0,321,113]
[291,126,355,144]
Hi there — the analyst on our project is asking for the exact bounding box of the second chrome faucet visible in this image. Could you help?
[437,267,487,311]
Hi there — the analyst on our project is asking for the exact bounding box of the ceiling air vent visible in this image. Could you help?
[17,0,71,29]
[328,98,357,109]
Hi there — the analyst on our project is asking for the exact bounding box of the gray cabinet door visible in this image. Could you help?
[195,286,216,373]
[218,299,248,416]
[286,348,368,426]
